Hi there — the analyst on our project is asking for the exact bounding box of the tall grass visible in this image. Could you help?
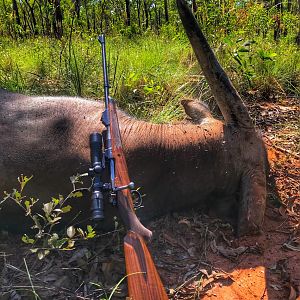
[0,33,299,122]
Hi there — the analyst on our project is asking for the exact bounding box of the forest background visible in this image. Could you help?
[0,0,299,121]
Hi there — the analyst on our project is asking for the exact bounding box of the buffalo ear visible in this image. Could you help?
[181,99,213,123]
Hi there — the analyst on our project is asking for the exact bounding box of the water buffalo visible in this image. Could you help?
[0,0,267,236]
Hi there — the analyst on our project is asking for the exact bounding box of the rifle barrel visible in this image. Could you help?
[98,34,110,109]
[98,34,115,191]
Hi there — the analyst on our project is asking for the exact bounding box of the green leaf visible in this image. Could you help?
[22,234,35,244]
[61,205,72,213]
[47,233,59,247]
[87,225,93,233]
[51,197,60,205]
[25,200,31,210]
[87,232,96,239]
[54,238,68,249]
[223,36,233,46]
[233,53,243,66]
[70,191,83,198]
[19,175,33,192]
[86,225,96,239]
[12,189,22,201]
[238,47,250,53]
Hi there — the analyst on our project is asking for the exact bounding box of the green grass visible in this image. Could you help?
[218,35,300,99]
[0,33,299,122]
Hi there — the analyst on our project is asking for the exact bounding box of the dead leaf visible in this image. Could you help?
[187,246,197,257]
[283,239,300,252]
[68,248,90,264]
[102,261,113,282]
[178,218,191,228]
[199,269,209,278]
[43,273,58,282]
[166,249,172,255]
[219,231,232,246]
[215,244,248,259]
[162,233,178,246]
[279,206,287,216]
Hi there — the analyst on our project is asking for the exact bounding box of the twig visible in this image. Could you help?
[23,258,40,300]
[260,287,267,300]
[6,263,76,296]
[264,135,300,159]
[198,261,234,278]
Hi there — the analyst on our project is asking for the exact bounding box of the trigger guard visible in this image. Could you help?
[131,190,143,209]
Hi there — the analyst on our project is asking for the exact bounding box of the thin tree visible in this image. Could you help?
[125,0,131,26]
[164,0,169,23]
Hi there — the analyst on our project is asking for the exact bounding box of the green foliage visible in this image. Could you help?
[221,35,300,98]
[0,0,299,116]
[0,32,299,120]
[1,174,96,260]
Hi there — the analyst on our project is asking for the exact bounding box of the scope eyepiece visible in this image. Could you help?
[91,190,104,221]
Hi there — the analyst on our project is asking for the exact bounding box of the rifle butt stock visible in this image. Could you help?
[124,231,169,300]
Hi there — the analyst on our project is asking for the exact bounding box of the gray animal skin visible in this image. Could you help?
[0,1,267,235]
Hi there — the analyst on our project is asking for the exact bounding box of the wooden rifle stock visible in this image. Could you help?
[108,99,168,300]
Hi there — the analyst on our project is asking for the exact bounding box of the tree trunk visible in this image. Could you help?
[12,0,21,27]
[52,0,63,38]
[143,0,149,28]
[73,0,81,19]
[192,0,198,13]
[273,0,282,41]
[137,0,141,28]
[92,6,96,32]
[37,0,45,35]
[24,0,37,34]
[164,0,169,23]
[125,0,131,26]
[83,0,90,31]
[296,0,300,45]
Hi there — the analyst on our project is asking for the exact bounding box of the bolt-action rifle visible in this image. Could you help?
[88,34,168,300]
